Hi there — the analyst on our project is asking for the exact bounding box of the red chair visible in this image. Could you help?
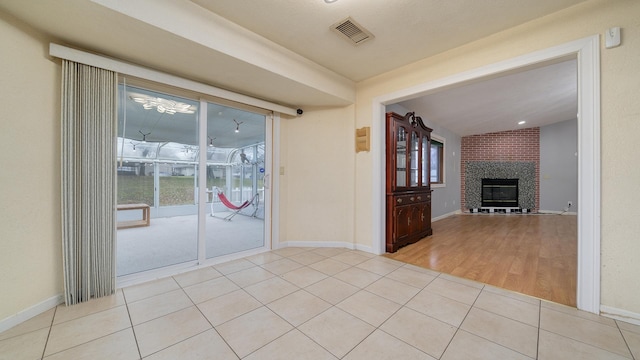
[210,187,259,220]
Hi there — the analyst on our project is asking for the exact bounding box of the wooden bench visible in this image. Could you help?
[117,203,150,229]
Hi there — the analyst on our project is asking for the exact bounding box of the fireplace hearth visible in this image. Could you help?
[482,178,519,208]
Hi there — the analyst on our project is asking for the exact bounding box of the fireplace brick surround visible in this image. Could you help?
[461,128,540,211]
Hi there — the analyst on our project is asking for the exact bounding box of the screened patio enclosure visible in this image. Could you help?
[116,84,268,277]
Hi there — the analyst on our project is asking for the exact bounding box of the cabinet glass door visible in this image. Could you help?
[422,135,429,187]
[396,127,407,187]
[410,131,419,186]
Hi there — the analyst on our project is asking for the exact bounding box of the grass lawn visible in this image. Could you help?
[118,175,253,206]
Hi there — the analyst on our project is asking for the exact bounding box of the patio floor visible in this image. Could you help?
[117,211,265,276]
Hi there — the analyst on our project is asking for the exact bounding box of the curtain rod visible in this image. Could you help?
[49,43,298,116]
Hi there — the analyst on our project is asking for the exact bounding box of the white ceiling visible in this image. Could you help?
[0,0,585,136]
[191,0,586,81]
[399,59,578,136]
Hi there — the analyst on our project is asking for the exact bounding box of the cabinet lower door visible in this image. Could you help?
[419,202,432,236]
[409,205,422,237]
[394,205,411,246]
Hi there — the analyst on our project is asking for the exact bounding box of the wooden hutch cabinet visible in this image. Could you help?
[385,112,433,253]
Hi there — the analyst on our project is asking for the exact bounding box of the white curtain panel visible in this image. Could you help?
[61,60,117,305]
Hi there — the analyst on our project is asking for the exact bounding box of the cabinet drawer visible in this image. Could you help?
[393,193,430,205]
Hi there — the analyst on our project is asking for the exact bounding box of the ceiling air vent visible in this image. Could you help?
[330,17,374,45]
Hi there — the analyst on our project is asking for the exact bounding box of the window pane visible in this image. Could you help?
[422,135,429,186]
[117,162,154,206]
[116,84,199,276]
[158,164,197,206]
[430,141,443,184]
[430,145,439,182]
[205,102,266,259]
[396,127,406,187]
[410,132,419,186]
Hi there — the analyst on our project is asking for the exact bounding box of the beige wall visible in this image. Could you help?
[278,106,356,245]
[354,0,640,314]
[0,13,63,321]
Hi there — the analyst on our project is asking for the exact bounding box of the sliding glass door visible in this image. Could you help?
[116,84,269,278]
[202,104,267,261]
[205,103,266,258]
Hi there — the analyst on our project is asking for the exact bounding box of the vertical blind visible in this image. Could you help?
[61,60,118,305]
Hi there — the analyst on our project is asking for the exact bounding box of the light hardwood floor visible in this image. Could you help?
[385,214,577,307]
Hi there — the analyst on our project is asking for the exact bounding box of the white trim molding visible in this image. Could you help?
[0,294,63,333]
[271,113,282,250]
[430,133,446,187]
[432,210,462,223]
[372,35,601,314]
[277,241,358,250]
[601,305,640,327]
[275,241,374,255]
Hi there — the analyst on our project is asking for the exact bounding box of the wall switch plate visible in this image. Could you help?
[605,27,621,49]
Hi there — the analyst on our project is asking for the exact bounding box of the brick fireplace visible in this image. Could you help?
[461,128,540,211]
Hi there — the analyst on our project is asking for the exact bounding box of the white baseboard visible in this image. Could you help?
[278,240,355,250]
[432,210,461,222]
[538,210,578,215]
[276,240,377,255]
[600,305,640,326]
[354,243,374,254]
[0,294,64,333]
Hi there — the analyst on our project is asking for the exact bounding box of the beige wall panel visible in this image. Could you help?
[280,106,355,245]
[0,13,63,321]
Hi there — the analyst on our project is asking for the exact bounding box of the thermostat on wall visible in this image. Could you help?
[605,27,621,49]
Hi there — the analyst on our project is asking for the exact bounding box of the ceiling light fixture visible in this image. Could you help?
[518,120,526,125]
[131,95,196,115]
[324,0,338,3]
[233,119,243,133]
[138,130,151,143]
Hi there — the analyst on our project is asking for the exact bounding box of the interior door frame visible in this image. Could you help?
[371,35,601,314]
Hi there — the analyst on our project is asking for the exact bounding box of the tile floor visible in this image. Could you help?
[1,247,639,359]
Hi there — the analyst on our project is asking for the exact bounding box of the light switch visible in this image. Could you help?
[605,27,621,49]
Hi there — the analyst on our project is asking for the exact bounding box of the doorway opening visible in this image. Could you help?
[372,36,600,313]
